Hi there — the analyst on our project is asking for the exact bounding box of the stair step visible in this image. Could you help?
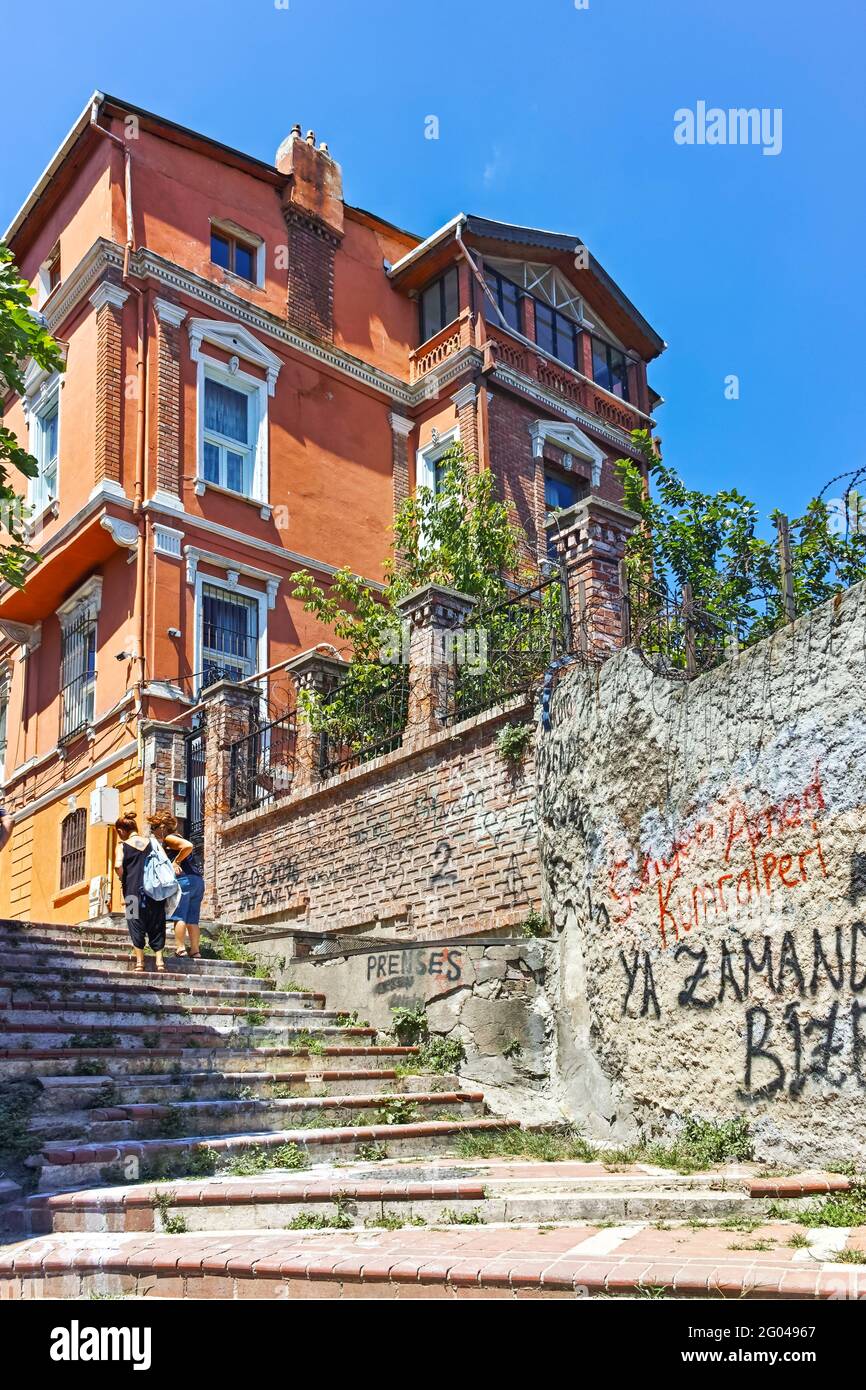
[0,945,259,979]
[74,1091,483,1142]
[0,1046,418,1079]
[36,1118,517,1190]
[28,1069,457,1109]
[0,1022,377,1051]
[0,968,294,1000]
[0,1002,338,1028]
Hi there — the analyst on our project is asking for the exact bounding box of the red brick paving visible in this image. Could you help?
[3,1222,865,1299]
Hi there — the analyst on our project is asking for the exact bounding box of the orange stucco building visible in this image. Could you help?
[0,93,664,923]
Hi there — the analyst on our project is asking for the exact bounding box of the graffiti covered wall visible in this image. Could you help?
[539,581,866,1164]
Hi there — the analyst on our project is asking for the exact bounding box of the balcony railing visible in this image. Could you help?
[483,322,644,432]
[408,308,475,382]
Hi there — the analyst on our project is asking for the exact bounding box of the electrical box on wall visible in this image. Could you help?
[90,785,120,826]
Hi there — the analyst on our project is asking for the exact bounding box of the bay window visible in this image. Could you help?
[483,267,523,333]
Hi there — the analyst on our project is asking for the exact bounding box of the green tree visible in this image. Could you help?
[289,443,538,743]
[0,243,65,587]
[616,429,866,645]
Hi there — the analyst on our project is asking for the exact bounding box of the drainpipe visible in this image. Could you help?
[90,96,148,697]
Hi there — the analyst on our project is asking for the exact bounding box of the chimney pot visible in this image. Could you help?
[306,130,316,144]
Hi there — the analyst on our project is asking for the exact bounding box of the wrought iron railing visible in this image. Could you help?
[447,576,566,723]
[60,611,96,738]
[623,574,731,680]
[318,668,410,776]
[229,711,297,815]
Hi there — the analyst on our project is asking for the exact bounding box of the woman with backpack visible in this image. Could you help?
[114,810,183,973]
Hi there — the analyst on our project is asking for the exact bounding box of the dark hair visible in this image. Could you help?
[115,813,138,836]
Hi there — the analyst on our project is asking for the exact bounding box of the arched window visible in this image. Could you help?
[60,809,87,889]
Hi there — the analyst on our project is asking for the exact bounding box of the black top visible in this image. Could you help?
[181,850,204,878]
[120,840,149,897]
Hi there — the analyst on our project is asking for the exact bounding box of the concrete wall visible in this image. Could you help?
[538,581,866,1166]
[252,935,558,1124]
[216,701,542,939]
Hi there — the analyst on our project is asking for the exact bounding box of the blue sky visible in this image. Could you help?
[2,0,863,523]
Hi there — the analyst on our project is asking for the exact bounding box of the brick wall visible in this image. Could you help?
[214,701,541,939]
[487,387,633,572]
[91,282,126,489]
[284,210,339,342]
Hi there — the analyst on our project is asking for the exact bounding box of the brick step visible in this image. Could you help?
[0,1000,337,1028]
[0,950,273,995]
[28,1069,458,1110]
[3,1221,860,1300]
[22,1178,762,1236]
[0,1045,418,1079]
[74,1091,484,1143]
[35,1117,516,1190]
[0,944,259,980]
[0,1022,377,1051]
[0,964,290,1000]
[26,1175,490,1234]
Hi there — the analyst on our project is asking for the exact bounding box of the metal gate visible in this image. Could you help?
[185,723,206,848]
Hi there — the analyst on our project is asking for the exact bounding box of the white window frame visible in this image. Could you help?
[192,568,270,696]
[199,360,263,499]
[188,318,282,511]
[416,427,460,495]
[25,370,62,520]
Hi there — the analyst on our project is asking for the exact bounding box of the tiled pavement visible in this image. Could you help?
[2,1218,866,1299]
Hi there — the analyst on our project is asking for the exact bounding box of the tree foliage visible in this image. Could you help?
[289,443,528,737]
[616,429,866,642]
[0,242,65,587]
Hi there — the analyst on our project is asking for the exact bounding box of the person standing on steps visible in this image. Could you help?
[161,817,205,959]
[114,811,177,973]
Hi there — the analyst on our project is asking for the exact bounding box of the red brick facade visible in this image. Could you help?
[90,281,127,490]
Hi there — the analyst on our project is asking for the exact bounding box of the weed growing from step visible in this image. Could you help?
[728,1239,775,1251]
[72,1059,106,1077]
[0,1080,42,1188]
[456,1125,596,1163]
[154,1191,188,1235]
[438,1207,482,1225]
[225,1142,307,1177]
[357,1142,388,1161]
[787,1233,810,1249]
[518,908,551,939]
[374,1098,419,1126]
[63,1030,119,1050]
[391,1006,428,1046]
[148,1107,186,1140]
[335,1011,368,1028]
[832,1249,866,1264]
[289,1031,325,1056]
[772,1182,866,1228]
[418,1037,466,1073]
[286,1201,354,1231]
[205,930,272,981]
[502,1039,523,1060]
[365,1213,426,1230]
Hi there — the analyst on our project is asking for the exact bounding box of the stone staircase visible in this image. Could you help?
[2,918,865,1300]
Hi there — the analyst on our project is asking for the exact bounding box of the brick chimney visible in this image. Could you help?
[276,126,344,343]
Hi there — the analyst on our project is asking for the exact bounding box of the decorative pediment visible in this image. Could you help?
[529,419,605,488]
[187,318,282,395]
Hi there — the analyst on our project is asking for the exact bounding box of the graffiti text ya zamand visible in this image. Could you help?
[607,770,827,946]
[620,923,866,1019]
